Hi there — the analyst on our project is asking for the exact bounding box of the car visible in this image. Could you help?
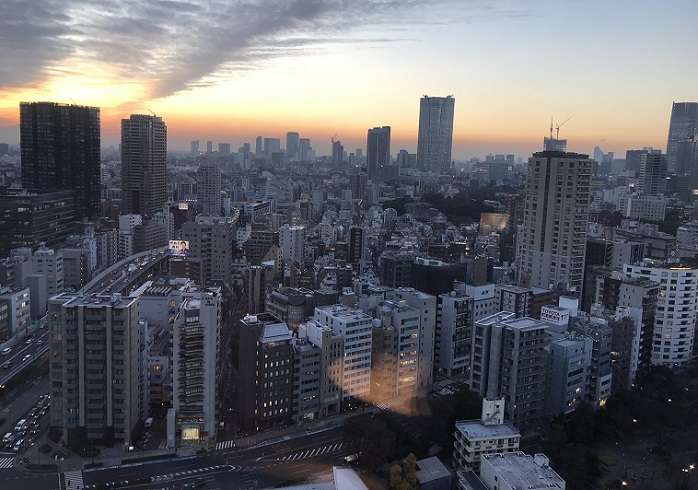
[22,354,32,363]
[25,338,33,345]
[37,339,43,345]
[12,438,24,452]
[2,361,11,369]
[1,347,11,356]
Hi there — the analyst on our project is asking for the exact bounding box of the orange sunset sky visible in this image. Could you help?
[0,0,696,160]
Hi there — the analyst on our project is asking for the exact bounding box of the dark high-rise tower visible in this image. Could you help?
[416,95,455,174]
[366,126,391,180]
[121,114,167,217]
[20,102,100,220]
[667,102,698,174]
[286,132,299,161]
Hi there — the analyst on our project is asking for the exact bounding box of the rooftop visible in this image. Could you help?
[455,420,521,440]
[482,452,565,489]
[415,457,452,484]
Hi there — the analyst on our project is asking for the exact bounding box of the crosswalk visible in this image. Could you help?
[438,379,453,387]
[65,469,84,489]
[216,440,236,450]
[376,403,390,411]
[276,442,345,461]
[0,457,14,469]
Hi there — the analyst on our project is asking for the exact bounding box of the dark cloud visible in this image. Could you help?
[0,0,521,101]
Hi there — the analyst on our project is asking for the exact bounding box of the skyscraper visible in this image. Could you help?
[638,152,667,195]
[121,114,167,217]
[416,95,455,174]
[331,140,344,166]
[666,102,698,174]
[20,102,101,220]
[366,126,390,180]
[197,162,222,215]
[286,132,299,161]
[518,148,592,292]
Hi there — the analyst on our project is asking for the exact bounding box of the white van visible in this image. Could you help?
[2,432,14,444]
[144,417,154,428]
[14,419,27,432]
[1,347,10,356]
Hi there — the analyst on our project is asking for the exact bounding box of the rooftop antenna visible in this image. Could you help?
[555,117,571,139]
[549,117,554,140]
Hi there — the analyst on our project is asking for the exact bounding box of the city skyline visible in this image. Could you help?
[0,0,697,159]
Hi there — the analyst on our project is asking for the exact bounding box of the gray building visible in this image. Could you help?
[470,313,548,436]
[182,215,236,286]
[49,292,141,445]
[436,289,473,377]
[416,96,455,175]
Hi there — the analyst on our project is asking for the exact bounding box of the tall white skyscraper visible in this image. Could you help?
[416,95,455,175]
[518,148,592,292]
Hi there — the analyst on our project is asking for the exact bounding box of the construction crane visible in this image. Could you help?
[330,132,338,145]
[555,117,571,139]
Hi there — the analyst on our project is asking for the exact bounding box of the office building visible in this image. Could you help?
[453,398,521,473]
[182,215,235,286]
[470,312,548,436]
[666,102,698,174]
[280,224,305,265]
[314,305,372,407]
[0,189,77,258]
[518,150,592,292]
[190,139,199,155]
[218,143,230,155]
[263,137,281,159]
[171,289,221,448]
[291,336,321,423]
[32,245,63,296]
[546,334,592,416]
[298,319,344,418]
[366,126,391,180]
[0,286,30,340]
[20,102,101,220]
[197,162,222,216]
[622,262,698,367]
[286,132,299,161]
[392,287,436,392]
[121,114,167,217]
[49,292,140,445]
[332,140,344,166]
[238,313,294,431]
[416,95,455,174]
[638,152,667,195]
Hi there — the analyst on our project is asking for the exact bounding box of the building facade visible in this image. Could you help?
[416,96,455,175]
[518,150,592,292]
[121,114,167,217]
[20,102,101,220]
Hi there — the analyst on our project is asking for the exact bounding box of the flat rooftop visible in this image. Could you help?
[455,420,521,440]
[482,452,565,488]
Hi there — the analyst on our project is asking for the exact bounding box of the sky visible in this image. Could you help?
[0,0,696,160]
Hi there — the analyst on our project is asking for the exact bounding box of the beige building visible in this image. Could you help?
[518,150,592,292]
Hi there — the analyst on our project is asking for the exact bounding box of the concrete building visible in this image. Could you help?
[238,313,294,432]
[436,288,473,377]
[417,96,455,175]
[121,114,167,217]
[32,245,63,296]
[453,398,521,473]
[393,287,436,393]
[280,225,305,265]
[622,262,698,367]
[298,319,343,418]
[495,285,531,318]
[470,312,548,436]
[197,162,222,216]
[266,287,314,329]
[48,292,140,445]
[546,334,592,416]
[370,300,421,401]
[518,150,592,292]
[182,215,235,286]
[637,152,667,195]
[314,305,372,408]
[170,288,221,448]
[0,286,30,339]
[291,336,321,423]
[480,453,565,490]
[618,194,667,221]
